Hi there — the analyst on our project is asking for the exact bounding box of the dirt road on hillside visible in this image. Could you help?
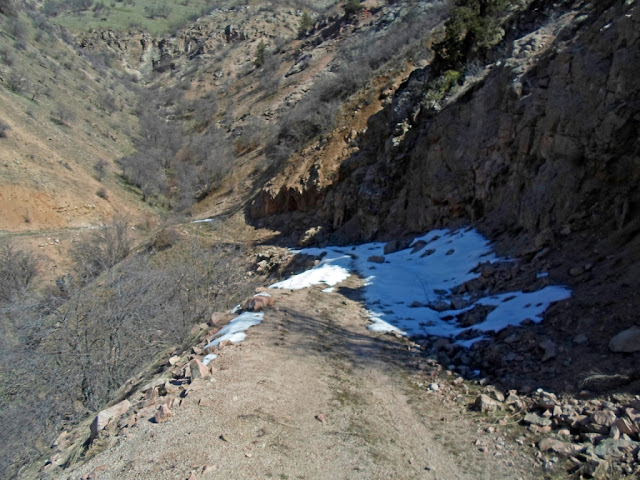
[65,276,543,480]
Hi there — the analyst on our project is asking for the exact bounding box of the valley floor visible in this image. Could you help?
[65,276,542,480]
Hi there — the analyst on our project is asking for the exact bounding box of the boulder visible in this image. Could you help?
[609,326,640,353]
[189,359,210,380]
[154,404,173,423]
[383,238,411,254]
[474,394,502,413]
[243,294,275,311]
[367,255,385,264]
[538,438,579,455]
[90,400,131,439]
[524,412,552,427]
[410,240,427,254]
[592,409,617,427]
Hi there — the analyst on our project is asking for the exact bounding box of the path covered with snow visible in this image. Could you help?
[270,228,571,346]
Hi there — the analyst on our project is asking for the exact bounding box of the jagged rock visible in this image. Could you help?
[593,438,638,459]
[189,359,210,380]
[539,339,558,362]
[505,391,525,409]
[592,410,617,428]
[427,300,451,312]
[162,381,180,395]
[538,392,559,410]
[285,54,312,77]
[367,255,385,263]
[609,326,640,353]
[485,387,505,403]
[524,412,552,427]
[410,240,427,253]
[154,404,173,423]
[538,438,579,455]
[383,238,411,254]
[243,294,275,311]
[90,400,131,439]
[168,355,181,366]
[614,417,638,437]
[475,394,502,413]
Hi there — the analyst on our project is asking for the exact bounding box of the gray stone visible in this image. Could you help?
[475,394,502,413]
[524,412,552,427]
[609,326,640,353]
[90,400,131,439]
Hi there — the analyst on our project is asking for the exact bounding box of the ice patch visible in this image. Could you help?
[367,312,406,334]
[202,354,217,366]
[270,228,571,345]
[191,218,214,223]
[322,287,335,293]
[204,312,264,349]
[269,250,351,290]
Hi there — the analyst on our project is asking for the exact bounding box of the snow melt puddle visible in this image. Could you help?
[270,228,571,346]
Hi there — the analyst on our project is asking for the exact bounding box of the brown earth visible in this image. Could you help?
[63,278,545,480]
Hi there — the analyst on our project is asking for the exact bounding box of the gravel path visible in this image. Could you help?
[65,277,541,480]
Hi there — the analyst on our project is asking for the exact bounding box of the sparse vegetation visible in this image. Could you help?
[0,240,38,303]
[0,0,18,16]
[119,88,233,211]
[433,0,509,71]
[298,11,313,37]
[343,0,363,17]
[254,39,267,67]
[0,228,258,477]
[45,0,218,35]
[51,104,76,125]
[93,158,109,181]
[0,120,10,137]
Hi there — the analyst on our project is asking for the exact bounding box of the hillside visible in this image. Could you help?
[1,0,640,479]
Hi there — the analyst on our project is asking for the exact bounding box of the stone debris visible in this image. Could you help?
[154,404,173,424]
[90,400,131,439]
[475,394,502,413]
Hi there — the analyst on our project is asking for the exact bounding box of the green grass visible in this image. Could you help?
[50,0,217,36]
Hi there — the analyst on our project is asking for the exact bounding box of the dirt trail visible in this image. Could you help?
[66,276,541,480]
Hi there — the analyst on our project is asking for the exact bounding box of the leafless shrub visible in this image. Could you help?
[0,240,38,303]
[51,105,76,125]
[93,158,109,181]
[0,119,10,137]
[71,216,132,282]
[6,69,26,92]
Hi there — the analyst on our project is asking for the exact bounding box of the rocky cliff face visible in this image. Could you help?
[323,0,639,247]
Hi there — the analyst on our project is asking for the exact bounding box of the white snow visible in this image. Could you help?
[191,218,215,223]
[270,228,571,345]
[269,250,351,290]
[202,354,217,366]
[203,312,264,349]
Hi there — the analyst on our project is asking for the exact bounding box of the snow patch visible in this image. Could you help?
[269,250,351,290]
[202,354,217,366]
[270,228,571,345]
[204,312,264,349]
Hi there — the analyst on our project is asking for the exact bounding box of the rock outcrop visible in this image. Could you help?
[323,1,639,245]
